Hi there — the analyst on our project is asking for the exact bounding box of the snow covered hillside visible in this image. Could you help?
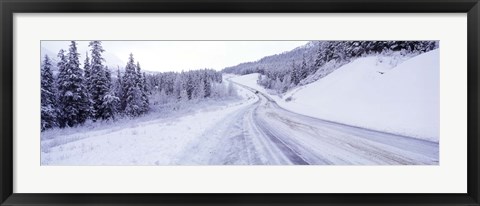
[232,50,439,142]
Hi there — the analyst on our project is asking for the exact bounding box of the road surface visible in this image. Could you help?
[179,83,439,165]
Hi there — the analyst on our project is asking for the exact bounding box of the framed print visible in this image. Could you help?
[1,0,479,205]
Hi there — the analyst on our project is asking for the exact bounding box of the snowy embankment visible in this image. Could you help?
[41,85,258,165]
[231,50,439,142]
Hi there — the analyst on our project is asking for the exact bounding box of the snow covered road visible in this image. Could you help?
[42,81,439,165]
[180,82,439,165]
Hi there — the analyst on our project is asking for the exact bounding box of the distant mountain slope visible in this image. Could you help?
[222,41,317,75]
[224,41,438,97]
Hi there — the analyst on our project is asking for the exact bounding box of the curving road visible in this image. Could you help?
[179,83,439,165]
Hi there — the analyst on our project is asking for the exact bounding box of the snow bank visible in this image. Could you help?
[281,50,440,142]
[231,50,439,142]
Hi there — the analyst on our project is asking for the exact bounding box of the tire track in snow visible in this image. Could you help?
[232,81,439,165]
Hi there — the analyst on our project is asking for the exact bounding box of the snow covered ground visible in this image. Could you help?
[42,51,439,165]
[231,50,439,142]
[41,88,258,165]
[42,78,438,165]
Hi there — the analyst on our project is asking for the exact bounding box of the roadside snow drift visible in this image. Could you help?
[282,50,439,142]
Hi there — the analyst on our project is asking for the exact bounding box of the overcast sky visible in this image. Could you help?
[41,41,308,72]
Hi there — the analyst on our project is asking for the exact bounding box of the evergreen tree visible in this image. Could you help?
[101,67,119,120]
[282,74,291,93]
[314,42,327,72]
[179,88,189,102]
[83,51,93,117]
[84,52,92,87]
[136,62,149,113]
[193,78,206,99]
[185,73,195,100]
[57,42,89,127]
[173,74,183,100]
[89,41,114,120]
[299,55,308,81]
[114,68,123,113]
[324,41,336,62]
[203,72,212,97]
[290,60,300,85]
[105,67,112,90]
[123,53,143,117]
[41,55,57,131]
[142,72,150,112]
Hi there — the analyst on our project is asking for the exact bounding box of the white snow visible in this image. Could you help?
[232,50,439,142]
[42,51,439,165]
[41,88,258,165]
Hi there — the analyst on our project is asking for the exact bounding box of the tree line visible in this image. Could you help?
[41,41,233,131]
[145,69,236,107]
[41,41,149,131]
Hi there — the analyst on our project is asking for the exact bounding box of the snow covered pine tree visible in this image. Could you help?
[122,53,145,117]
[40,55,57,131]
[88,41,117,120]
[56,42,89,127]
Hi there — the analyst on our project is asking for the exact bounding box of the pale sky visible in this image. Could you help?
[41,41,309,72]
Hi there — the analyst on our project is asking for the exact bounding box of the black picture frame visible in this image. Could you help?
[1,0,479,205]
